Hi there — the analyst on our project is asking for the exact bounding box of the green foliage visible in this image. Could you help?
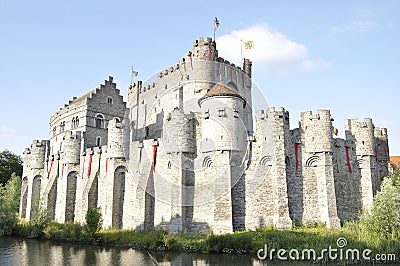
[0,173,21,236]
[205,231,253,253]
[360,171,400,239]
[83,208,103,240]
[29,207,50,238]
[2,173,22,211]
[0,150,23,186]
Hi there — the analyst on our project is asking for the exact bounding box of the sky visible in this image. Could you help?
[0,0,399,156]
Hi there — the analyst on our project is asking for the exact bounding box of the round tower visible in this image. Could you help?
[374,127,389,162]
[163,108,195,154]
[107,118,128,158]
[63,131,82,164]
[29,140,49,169]
[300,110,333,153]
[198,83,247,152]
[192,37,217,61]
[345,118,375,156]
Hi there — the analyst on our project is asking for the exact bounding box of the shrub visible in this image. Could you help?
[360,172,400,239]
[83,208,103,240]
[30,207,50,238]
[0,173,21,236]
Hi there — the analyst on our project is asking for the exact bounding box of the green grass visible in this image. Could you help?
[11,220,400,262]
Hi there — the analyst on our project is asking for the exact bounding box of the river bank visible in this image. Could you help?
[11,220,400,263]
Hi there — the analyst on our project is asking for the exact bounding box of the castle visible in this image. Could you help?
[19,37,390,234]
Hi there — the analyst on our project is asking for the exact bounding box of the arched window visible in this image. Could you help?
[94,114,105,129]
[72,116,80,129]
[52,126,56,136]
[114,117,121,123]
[60,121,65,133]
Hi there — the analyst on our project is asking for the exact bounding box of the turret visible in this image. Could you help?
[163,108,195,154]
[300,110,334,153]
[256,107,290,148]
[26,140,49,169]
[345,118,377,210]
[374,127,389,162]
[198,83,247,152]
[345,118,375,156]
[63,131,82,164]
[191,37,217,61]
[241,58,252,78]
[107,118,129,159]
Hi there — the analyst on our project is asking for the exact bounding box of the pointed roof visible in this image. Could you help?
[198,82,245,106]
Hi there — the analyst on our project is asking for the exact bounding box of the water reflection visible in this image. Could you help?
[0,237,397,266]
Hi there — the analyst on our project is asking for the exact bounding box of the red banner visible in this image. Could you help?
[61,163,65,177]
[47,160,53,179]
[189,54,193,70]
[242,72,245,88]
[106,158,108,174]
[87,154,93,177]
[345,147,352,174]
[152,145,157,172]
[294,143,299,172]
[208,44,213,60]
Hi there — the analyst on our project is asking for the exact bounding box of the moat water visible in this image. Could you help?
[0,236,397,266]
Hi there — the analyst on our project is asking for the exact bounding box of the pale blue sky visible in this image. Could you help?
[0,0,399,155]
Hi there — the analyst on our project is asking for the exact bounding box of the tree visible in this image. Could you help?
[0,173,21,235]
[0,150,23,186]
[361,171,400,238]
[84,207,103,240]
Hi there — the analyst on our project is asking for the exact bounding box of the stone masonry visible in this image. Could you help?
[20,37,390,234]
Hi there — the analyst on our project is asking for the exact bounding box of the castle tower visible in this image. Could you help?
[45,131,82,221]
[245,107,292,230]
[345,118,378,211]
[198,83,247,153]
[63,131,82,164]
[162,108,195,233]
[299,110,340,228]
[374,127,390,182]
[20,140,49,221]
[107,118,129,159]
[196,83,247,234]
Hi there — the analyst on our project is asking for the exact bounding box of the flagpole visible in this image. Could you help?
[213,17,219,41]
[240,39,243,61]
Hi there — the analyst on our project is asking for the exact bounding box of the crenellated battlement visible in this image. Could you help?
[300,110,334,153]
[374,127,388,137]
[257,107,290,121]
[345,118,375,156]
[191,37,217,61]
[20,36,390,234]
[25,139,49,169]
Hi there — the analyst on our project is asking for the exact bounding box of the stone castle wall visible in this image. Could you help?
[20,37,391,234]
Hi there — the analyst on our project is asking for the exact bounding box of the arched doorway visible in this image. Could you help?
[144,170,155,231]
[88,175,98,210]
[112,166,126,228]
[30,175,42,220]
[47,175,58,220]
[20,177,28,218]
[65,171,78,223]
